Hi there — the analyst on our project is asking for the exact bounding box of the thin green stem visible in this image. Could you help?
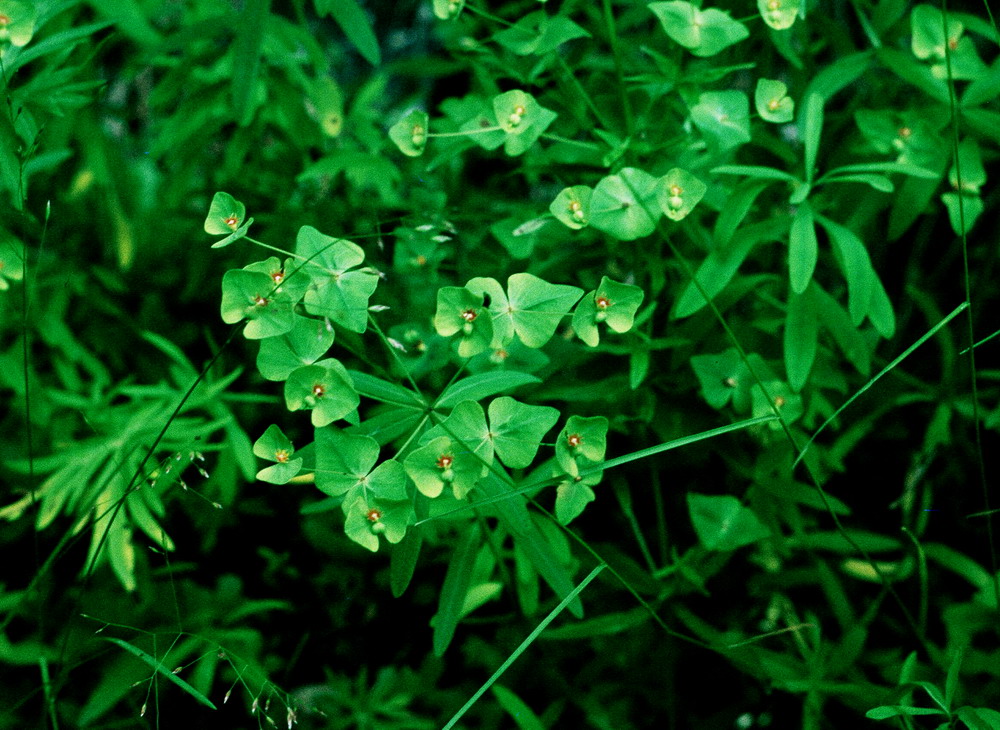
[600,0,635,139]
[940,0,999,612]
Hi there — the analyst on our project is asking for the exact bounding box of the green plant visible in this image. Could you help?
[3,0,1000,727]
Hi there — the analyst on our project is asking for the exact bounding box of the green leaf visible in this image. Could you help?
[649,1,749,57]
[589,168,660,241]
[755,78,795,123]
[204,192,253,247]
[424,401,494,478]
[314,428,379,497]
[390,529,423,597]
[342,486,411,552]
[253,425,303,484]
[554,460,600,525]
[674,222,772,318]
[948,138,987,194]
[488,397,559,469]
[436,371,542,409]
[550,185,593,229]
[220,269,295,339]
[751,380,803,427]
[433,523,481,656]
[801,93,824,182]
[690,349,750,409]
[492,90,557,156]
[956,706,1000,730]
[816,215,874,327]
[231,0,269,126]
[492,685,546,730]
[284,358,359,427]
[866,705,947,720]
[686,493,771,551]
[296,226,379,334]
[433,0,465,20]
[789,201,817,294]
[493,11,590,56]
[347,370,424,407]
[784,285,818,392]
[0,0,37,46]
[257,313,335,381]
[434,286,494,357]
[324,0,381,66]
[657,168,707,221]
[758,0,800,30]
[941,192,984,236]
[555,415,608,473]
[911,5,962,62]
[714,180,770,248]
[481,273,583,348]
[571,277,645,347]
[389,109,429,157]
[691,91,752,152]
[404,435,484,499]
[102,638,217,710]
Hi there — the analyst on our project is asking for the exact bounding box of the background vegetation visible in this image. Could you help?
[2,0,999,727]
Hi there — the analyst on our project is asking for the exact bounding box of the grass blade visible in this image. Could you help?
[102,637,217,710]
[793,302,968,468]
[441,563,606,730]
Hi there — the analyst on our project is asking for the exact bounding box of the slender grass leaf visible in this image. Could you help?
[795,302,968,466]
[102,638,217,710]
[441,564,605,730]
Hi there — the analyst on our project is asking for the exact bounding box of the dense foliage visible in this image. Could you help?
[2,0,999,727]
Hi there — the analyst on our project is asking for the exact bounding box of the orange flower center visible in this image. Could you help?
[436,454,454,469]
[312,384,325,398]
[275,449,290,463]
[567,434,582,448]
[366,508,383,523]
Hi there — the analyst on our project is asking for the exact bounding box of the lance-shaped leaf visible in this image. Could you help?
[650,1,749,57]
[284,358,359,427]
[492,90,558,156]
[257,313,335,381]
[687,493,771,551]
[404,435,484,499]
[550,185,593,230]
[204,192,253,248]
[469,273,582,349]
[657,168,707,221]
[571,277,644,347]
[555,415,608,474]
[389,109,429,157]
[296,225,379,333]
[343,487,412,552]
[220,269,295,339]
[253,424,303,484]
[755,79,794,123]
[434,286,494,358]
[488,397,560,469]
[691,91,751,152]
[758,0,800,30]
[589,168,660,241]
[789,201,818,294]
